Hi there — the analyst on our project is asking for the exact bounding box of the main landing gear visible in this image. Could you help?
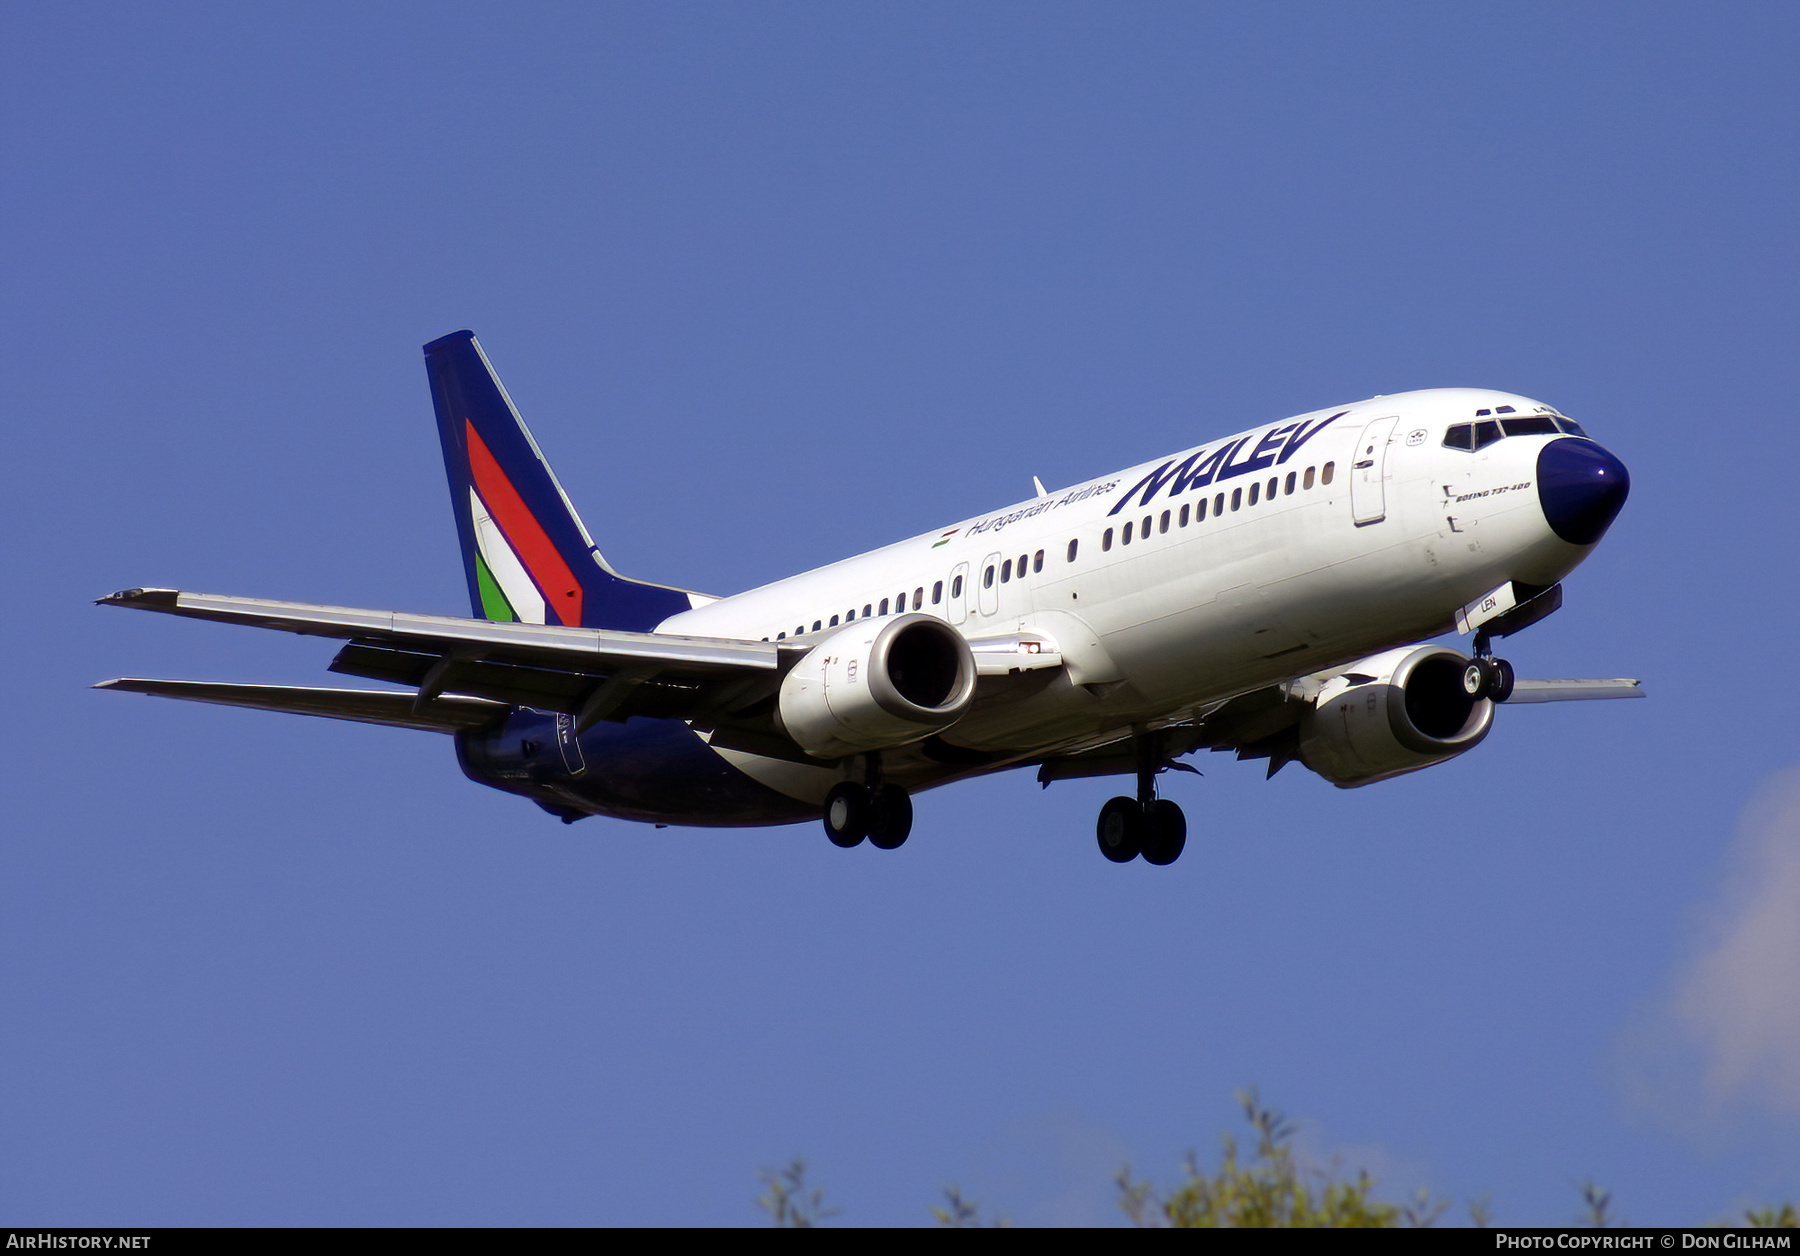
[1461,633,1515,703]
[823,755,913,850]
[1095,745,1187,866]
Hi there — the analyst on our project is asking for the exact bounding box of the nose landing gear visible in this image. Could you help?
[1461,634,1515,703]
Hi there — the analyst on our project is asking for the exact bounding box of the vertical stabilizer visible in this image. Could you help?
[423,331,695,632]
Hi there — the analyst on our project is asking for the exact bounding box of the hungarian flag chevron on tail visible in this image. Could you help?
[424,331,698,633]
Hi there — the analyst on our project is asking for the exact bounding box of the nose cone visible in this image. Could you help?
[1537,438,1630,546]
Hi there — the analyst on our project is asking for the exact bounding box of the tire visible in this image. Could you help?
[1489,657,1515,703]
[867,785,914,850]
[1096,796,1144,863]
[1141,798,1187,866]
[823,782,869,848]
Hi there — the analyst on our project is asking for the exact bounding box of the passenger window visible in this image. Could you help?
[777,631,786,640]
[1320,462,1334,486]
[813,620,822,632]
[797,626,805,636]
[1249,482,1259,506]
[984,565,995,588]
[1001,559,1012,582]
[1142,515,1152,538]
[1285,471,1296,495]
[864,603,873,617]
[1032,550,1043,573]
[1067,538,1079,562]
[1179,503,1189,527]
[951,575,963,598]
[830,614,840,627]
[1160,510,1170,533]
[1303,466,1315,490]
[847,608,856,621]
[1102,528,1113,551]
[914,587,924,609]
[1123,522,1133,545]
[1268,476,1278,500]
[1213,493,1224,516]
[933,581,943,604]
[1197,497,1207,521]
[1442,423,1475,451]
[879,599,888,615]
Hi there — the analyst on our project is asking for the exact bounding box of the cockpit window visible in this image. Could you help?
[1554,416,1589,437]
[1500,415,1559,437]
[1443,420,1504,452]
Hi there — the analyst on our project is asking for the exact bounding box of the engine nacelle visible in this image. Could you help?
[1299,645,1494,788]
[777,614,978,758]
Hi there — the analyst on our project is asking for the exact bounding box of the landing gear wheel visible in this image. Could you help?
[1097,796,1144,863]
[1464,657,1516,702]
[1487,657,1515,703]
[823,782,869,848]
[867,785,913,850]
[1140,799,1187,866]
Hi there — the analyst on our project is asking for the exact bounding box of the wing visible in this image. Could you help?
[94,679,508,733]
[98,587,783,734]
[1033,671,1646,784]
[1500,679,1644,703]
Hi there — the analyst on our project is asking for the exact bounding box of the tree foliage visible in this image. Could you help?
[754,1093,1797,1227]
[1115,1088,1415,1228]
[756,1157,837,1227]
[1744,1204,1798,1228]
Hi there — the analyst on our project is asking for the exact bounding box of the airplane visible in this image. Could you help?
[97,330,1640,865]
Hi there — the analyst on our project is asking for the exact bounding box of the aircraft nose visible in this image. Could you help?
[1537,437,1630,545]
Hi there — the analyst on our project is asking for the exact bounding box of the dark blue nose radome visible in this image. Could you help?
[1537,437,1630,546]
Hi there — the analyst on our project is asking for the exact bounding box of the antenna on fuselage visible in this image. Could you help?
[1032,476,1048,498]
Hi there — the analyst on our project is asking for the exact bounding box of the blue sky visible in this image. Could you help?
[5,2,1798,1226]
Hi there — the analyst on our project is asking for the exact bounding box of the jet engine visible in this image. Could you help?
[777,613,978,758]
[1299,645,1494,788]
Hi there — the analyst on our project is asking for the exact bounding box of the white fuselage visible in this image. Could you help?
[661,387,1590,804]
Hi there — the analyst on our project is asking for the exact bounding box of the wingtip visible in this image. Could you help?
[96,588,180,609]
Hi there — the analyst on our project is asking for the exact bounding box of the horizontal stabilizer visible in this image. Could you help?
[95,679,509,732]
[1501,678,1645,703]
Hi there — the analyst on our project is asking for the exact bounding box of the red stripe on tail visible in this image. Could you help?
[465,421,585,627]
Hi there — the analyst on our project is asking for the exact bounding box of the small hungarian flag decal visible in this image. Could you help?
[931,528,959,548]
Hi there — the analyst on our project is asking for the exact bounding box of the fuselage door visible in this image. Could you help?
[977,553,1002,618]
[947,561,970,626]
[1350,415,1401,526]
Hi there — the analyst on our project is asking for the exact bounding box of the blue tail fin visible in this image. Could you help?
[423,331,696,632]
